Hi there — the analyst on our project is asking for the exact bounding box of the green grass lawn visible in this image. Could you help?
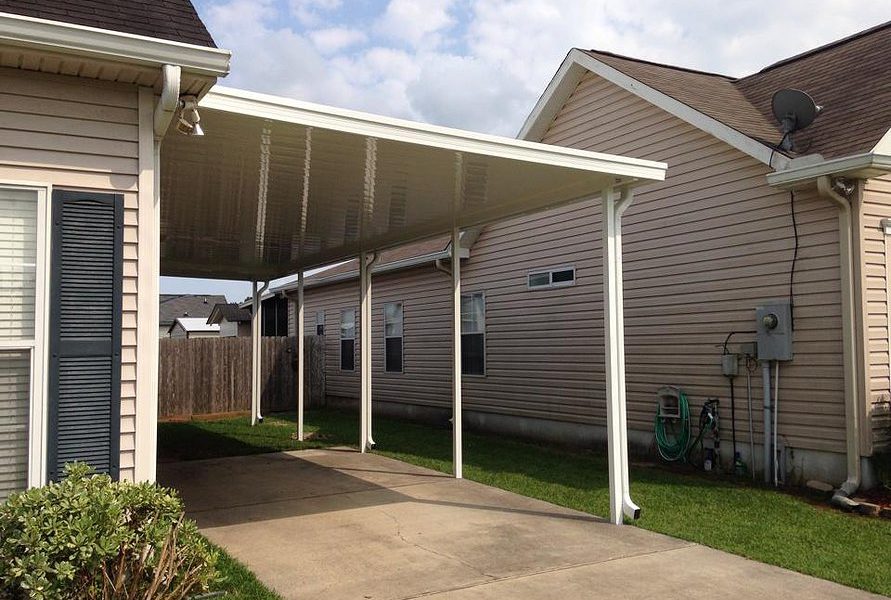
[212,544,283,600]
[159,410,891,596]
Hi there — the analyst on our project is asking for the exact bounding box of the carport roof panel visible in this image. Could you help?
[160,86,666,280]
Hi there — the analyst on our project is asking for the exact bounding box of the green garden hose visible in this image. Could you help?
[655,389,691,462]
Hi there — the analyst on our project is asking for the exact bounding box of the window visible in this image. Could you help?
[527,266,575,290]
[384,302,403,373]
[461,292,485,375]
[340,308,355,371]
[0,185,48,497]
[316,310,325,336]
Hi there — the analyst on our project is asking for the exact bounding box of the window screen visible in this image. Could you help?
[384,302,403,372]
[460,292,485,375]
[340,308,355,371]
[527,266,575,289]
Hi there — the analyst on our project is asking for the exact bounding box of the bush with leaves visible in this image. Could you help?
[0,463,218,599]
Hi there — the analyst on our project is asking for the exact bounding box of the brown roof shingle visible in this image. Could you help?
[0,0,216,47]
[582,20,891,159]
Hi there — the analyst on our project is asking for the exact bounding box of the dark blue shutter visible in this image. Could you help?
[47,190,123,481]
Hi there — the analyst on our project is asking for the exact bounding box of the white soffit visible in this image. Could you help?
[160,86,666,280]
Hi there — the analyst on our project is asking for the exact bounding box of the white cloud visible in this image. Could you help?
[288,0,341,26]
[374,0,456,48]
[309,27,368,54]
[200,0,891,137]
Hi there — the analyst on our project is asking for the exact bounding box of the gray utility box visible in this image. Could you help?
[755,300,793,361]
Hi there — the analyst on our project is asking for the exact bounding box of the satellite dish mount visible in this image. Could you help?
[772,89,822,152]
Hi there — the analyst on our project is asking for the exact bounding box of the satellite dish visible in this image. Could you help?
[772,89,822,151]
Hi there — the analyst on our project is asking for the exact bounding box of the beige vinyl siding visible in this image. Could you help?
[458,70,845,454]
[0,67,140,481]
[860,174,891,452]
[294,71,847,461]
[298,266,454,406]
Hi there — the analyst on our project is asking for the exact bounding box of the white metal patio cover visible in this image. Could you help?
[159,86,667,525]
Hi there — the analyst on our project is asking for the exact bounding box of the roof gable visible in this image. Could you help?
[522,21,891,164]
[0,0,216,47]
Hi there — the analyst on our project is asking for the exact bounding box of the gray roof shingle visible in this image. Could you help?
[160,294,226,326]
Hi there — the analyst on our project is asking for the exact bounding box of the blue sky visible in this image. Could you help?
[162,0,891,302]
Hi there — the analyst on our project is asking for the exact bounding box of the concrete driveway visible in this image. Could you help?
[159,450,880,600]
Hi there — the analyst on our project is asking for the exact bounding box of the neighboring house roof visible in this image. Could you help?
[159,294,226,326]
[0,0,217,47]
[168,317,220,335]
[275,234,461,293]
[523,21,891,165]
[206,303,252,325]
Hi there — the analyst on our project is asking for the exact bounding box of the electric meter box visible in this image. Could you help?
[755,300,793,361]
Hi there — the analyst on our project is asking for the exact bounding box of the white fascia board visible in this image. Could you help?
[274,248,465,294]
[518,49,788,170]
[0,12,230,77]
[767,153,891,188]
[518,53,588,141]
[203,86,666,183]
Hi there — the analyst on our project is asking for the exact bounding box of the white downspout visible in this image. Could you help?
[451,226,463,479]
[816,175,861,500]
[137,65,179,482]
[360,251,379,451]
[602,185,641,524]
[614,186,641,521]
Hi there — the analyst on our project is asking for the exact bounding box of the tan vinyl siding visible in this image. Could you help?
[296,70,847,461]
[298,266,454,406]
[860,174,891,452]
[459,71,844,454]
[0,67,140,481]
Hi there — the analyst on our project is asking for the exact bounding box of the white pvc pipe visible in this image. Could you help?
[452,226,463,479]
[296,270,305,441]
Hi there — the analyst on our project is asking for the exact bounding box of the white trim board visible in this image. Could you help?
[203,86,667,181]
[518,49,790,170]
[0,11,230,77]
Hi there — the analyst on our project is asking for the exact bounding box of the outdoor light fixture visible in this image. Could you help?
[175,95,204,136]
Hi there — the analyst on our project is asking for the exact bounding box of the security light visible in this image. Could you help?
[176,95,203,136]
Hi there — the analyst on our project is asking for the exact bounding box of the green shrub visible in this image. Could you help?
[0,463,218,600]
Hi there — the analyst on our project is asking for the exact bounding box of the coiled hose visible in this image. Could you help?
[654,389,690,462]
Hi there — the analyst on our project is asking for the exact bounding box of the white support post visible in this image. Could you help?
[452,226,463,479]
[602,186,639,524]
[296,270,305,441]
[251,281,264,427]
[359,252,370,452]
[363,252,375,449]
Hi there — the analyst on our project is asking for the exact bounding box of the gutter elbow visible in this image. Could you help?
[153,64,182,140]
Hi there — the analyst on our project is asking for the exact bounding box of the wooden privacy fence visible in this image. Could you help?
[159,336,325,419]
